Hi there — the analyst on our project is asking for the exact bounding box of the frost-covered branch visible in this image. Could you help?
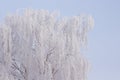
[0,9,94,80]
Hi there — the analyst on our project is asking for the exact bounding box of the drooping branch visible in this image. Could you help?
[0,9,94,80]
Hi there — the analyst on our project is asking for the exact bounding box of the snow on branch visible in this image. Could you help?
[0,9,94,80]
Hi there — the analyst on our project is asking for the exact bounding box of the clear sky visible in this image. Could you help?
[0,0,120,80]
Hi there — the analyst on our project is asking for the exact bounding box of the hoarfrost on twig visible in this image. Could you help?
[0,9,94,80]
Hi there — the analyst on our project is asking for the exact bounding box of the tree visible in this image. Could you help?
[0,9,94,80]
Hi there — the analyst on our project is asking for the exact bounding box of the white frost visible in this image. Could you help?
[0,9,94,80]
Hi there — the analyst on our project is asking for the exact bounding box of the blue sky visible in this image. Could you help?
[0,0,120,80]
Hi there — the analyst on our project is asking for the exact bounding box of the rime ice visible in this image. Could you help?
[0,9,94,80]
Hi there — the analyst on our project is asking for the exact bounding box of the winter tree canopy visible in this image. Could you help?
[0,9,94,80]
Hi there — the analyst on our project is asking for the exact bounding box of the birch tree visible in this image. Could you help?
[0,9,94,80]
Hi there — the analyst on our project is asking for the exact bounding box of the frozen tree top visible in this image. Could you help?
[0,9,94,80]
